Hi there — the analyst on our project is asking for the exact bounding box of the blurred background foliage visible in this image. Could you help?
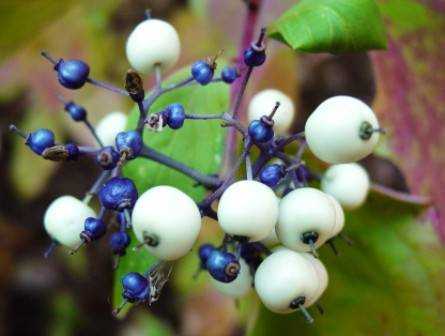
[0,0,444,335]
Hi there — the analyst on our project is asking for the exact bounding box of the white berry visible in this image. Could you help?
[326,195,345,237]
[254,248,322,313]
[322,163,370,210]
[96,111,127,147]
[126,19,180,74]
[210,258,252,298]
[300,253,329,306]
[276,187,337,252]
[305,96,380,164]
[261,227,280,247]
[132,186,202,261]
[248,89,295,135]
[217,180,279,241]
[44,196,96,249]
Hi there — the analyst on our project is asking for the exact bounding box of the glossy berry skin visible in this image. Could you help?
[165,103,186,129]
[198,244,215,269]
[243,47,266,67]
[65,102,86,121]
[56,59,90,89]
[221,66,238,84]
[259,164,286,187]
[191,60,214,85]
[115,130,142,159]
[122,272,150,302]
[248,120,274,143]
[65,143,80,160]
[99,177,138,211]
[210,258,252,298]
[26,128,55,155]
[109,231,131,256]
[82,217,106,241]
[96,146,120,170]
[206,249,240,283]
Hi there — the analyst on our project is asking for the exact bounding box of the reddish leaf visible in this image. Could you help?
[371,0,445,238]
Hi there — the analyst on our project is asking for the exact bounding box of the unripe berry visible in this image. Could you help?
[126,19,180,74]
[109,231,131,256]
[115,130,143,159]
[248,89,295,135]
[198,244,216,269]
[96,112,127,147]
[64,143,80,160]
[321,163,370,210]
[132,186,202,261]
[243,46,266,67]
[122,272,150,302]
[164,103,185,129]
[99,177,138,211]
[44,196,96,248]
[248,120,274,143]
[210,258,252,298]
[221,66,239,84]
[191,60,214,85]
[276,187,337,252]
[217,180,279,241]
[81,217,106,241]
[55,59,90,89]
[254,248,324,313]
[64,101,87,121]
[259,164,286,188]
[305,96,380,164]
[206,249,240,283]
[26,128,55,155]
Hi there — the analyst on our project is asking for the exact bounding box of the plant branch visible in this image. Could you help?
[370,183,431,206]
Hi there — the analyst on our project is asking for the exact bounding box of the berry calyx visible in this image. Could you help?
[115,130,143,159]
[55,59,90,89]
[164,103,186,129]
[259,164,286,187]
[206,249,240,283]
[221,66,239,84]
[191,60,215,85]
[96,146,120,170]
[99,177,138,211]
[122,272,150,302]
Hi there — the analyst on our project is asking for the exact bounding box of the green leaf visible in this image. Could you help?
[112,65,229,311]
[269,0,387,53]
[248,194,445,335]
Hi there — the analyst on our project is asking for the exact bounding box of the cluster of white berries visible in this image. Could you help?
[36,14,380,321]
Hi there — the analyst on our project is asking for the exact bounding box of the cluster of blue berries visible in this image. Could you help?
[11,11,382,323]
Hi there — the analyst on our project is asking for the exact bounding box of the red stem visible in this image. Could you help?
[221,1,262,176]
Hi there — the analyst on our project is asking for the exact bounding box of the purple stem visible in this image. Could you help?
[370,183,431,206]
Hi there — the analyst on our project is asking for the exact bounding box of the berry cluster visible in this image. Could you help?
[10,12,382,322]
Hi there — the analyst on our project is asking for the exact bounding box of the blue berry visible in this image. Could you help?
[198,244,215,269]
[248,120,274,143]
[243,46,266,67]
[109,231,131,256]
[96,146,120,170]
[206,249,240,283]
[259,164,286,187]
[191,60,214,85]
[164,103,186,129]
[56,59,90,89]
[64,101,86,121]
[26,128,55,155]
[115,131,142,159]
[240,242,264,264]
[65,143,80,160]
[81,217,106,241]
[221,66,238,84]
[122,272,150,302]
[99,177,138,211]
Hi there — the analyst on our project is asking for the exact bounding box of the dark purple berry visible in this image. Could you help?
[26,128,55,155]
[206,250,240,283]
[56,59,90,89]
[99,177,138,211]
[115,131,142,159]
[191,60,214,85]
